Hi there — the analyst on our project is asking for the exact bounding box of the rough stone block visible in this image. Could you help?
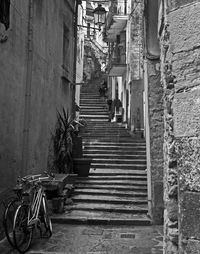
[184,239,200,254]
[173,88,200,137]
[169,3,200,53]
[180,191,200,239]
[167,199,178,222]
[176,137,200,192]
[168,0,200,11]
[152,181,164,225]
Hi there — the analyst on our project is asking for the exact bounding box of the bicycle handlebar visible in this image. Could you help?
[18,171,55,185]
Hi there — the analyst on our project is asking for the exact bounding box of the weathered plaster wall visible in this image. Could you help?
[0,1,28,191]
[161,0,200,253]
[128,0,143,81]
[147,60,164,224]
[0,0,75,190]
[130,79,144,132]
[83,42,101,81]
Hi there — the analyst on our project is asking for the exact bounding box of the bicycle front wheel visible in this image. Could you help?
[3,198,20,247]
[41,195,52,237]
[13,204,33,253]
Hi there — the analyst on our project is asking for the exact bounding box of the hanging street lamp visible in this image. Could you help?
[93,4,107,27]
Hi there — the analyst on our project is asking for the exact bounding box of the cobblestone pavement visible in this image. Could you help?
[0,224,163,254]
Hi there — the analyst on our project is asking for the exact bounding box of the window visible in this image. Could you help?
[0,0,10,30]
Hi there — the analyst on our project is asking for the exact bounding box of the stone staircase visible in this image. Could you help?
[52,82,150,225]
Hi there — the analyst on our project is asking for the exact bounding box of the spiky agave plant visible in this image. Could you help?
[53,108,74,173]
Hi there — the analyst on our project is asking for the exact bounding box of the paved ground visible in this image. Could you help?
[0,224,163,254]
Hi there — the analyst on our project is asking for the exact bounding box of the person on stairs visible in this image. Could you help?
[99,80,108,98]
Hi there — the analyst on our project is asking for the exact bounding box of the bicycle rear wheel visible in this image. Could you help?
[13,204,33,253]
[3,198,20,247]
[41,195,52,237]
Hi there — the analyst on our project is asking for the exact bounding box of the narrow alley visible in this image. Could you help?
[52,80,150,225]
[0,80,163,254]
[1,0,200,254]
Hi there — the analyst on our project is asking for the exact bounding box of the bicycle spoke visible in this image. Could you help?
[13,205,33,253]
[3,199,20,247]
[40,196,52,238]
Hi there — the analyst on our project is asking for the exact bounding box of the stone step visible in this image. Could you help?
[80,118,109,122]
[84,130,131,133]
[74,189,147,197]
[66,202,148,213]
[84,127,131,130]
[80,94,103,100]
[89,168,147,176]
[80,94,100,97]
[83,141,146,146]
[90,158,146,165]
[80,94,100,98]
[83,150,146,155]
[83,133,131,136]
[81,115,109,118]
[80,103,106,107]
[83,143,145,147]
[80,111,108,115]
[52,212,151,226]
[83,153,146,159]
[83,140,145,144]
[89,167,146,173]
[80,105,106,109]
[72,194,147,204]
[91,163,146,170]
[82,135,134,139]
[76,175,147,181]
[80,100,106,103]
[75,179,147,186]
[83,139,145,143]
[75,184,147,192]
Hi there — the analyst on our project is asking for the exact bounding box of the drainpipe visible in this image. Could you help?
[21,0,33,176]
[144,59,152,218]
[72,0,79,118]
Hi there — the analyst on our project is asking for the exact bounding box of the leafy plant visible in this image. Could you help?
[52,108,74,174]
[51,107,87,174]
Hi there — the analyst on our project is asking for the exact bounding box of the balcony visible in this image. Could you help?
[108,33,126,76]
[104,0,128,42]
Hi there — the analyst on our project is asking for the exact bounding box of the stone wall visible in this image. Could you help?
[144,0,164,225]
[161,0,200,252]
[0,0,75,194]
[147,60,164,224]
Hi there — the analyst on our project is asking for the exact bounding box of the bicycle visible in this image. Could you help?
[3,178,26,247]
[12,172,54,253]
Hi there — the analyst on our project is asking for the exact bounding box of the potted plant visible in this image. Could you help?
[73,158,92,177]
[52,108,91,177]
[52,108,74,174]
[71,119,92,177]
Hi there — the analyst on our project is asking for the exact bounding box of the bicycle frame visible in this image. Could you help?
[22,175,51,228]
[28,185,44,227]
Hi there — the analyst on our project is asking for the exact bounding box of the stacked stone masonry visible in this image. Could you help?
[161,0,200,253]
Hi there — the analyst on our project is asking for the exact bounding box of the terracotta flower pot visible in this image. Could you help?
[73,158,92,177]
